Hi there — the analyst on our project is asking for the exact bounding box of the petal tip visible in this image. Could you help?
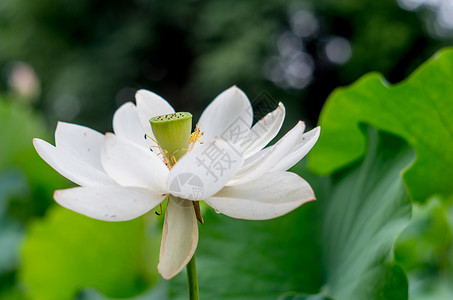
[226,85,246,97]
[157,251,196,280]
[135,89,159,100]
[32,137,40,145]
[56,121,69,128]
[53,189,66,205]
[55,122,75,136]
[296,121,306,131]
[32,138,52,150]
[117,101,135,110]
[135,88,148,96]
[275,102,286,116]
[157,265,176,280]
[311,126,321,140]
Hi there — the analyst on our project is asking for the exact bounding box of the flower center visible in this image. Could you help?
[149,112,193,166]
[149,112,205,224]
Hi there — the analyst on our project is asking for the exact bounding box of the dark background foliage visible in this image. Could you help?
[1,0,451,131]
[1,0,453,299]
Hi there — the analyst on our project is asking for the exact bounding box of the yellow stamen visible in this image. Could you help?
[189,124,204,150]
[144,124,205,170]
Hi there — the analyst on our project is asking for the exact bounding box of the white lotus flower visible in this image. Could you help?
[33,86,320,279]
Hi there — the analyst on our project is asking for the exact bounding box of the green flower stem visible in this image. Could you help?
[150,113,200,299]
[186,255,199,300]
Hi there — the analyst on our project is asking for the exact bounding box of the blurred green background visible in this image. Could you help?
[1,0,453,299]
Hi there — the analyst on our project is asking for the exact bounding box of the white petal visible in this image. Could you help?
[158,196,198,280]
[113,102,152,149]
[206,171,315,220]
[228,121,306,185]
[241,102,285,158]
[167,138,243,200]
[270,126,320,172]
[102,134,169,194]
[55,122,105,171]
[54,186,165,221]
[197,86,253,145]
[242,146,271,168]
[135,89,175,137]
[33,138,116,187]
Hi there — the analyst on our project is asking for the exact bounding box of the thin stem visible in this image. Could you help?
[186,255,199,300]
